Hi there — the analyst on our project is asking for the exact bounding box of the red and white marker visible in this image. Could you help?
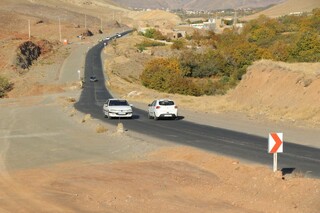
[268,133,284,172]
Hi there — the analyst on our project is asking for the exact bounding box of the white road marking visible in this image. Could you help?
[0,132,62,139]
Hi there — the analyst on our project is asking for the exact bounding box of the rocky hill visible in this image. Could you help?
[111,0,284,10]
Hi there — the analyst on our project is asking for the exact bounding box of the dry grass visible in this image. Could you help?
[66,97,76,103]
[69,108,76,117]
[96,124,108,133]
[81,114,92,123]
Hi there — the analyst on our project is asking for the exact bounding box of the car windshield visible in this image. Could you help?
[159,100,174,106]
[109,100,129,106]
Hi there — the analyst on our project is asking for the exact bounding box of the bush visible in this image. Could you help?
[171,39,186,50]
[288,30,320,62]
[135,39,165,52]
[15,41,41,69]
[0,76,13,98]
[140,58,200,96]
[142,28,167,40]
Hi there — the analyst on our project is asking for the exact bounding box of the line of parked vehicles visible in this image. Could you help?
[103,98,178,120]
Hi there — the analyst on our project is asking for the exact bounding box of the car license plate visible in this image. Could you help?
[164,114,172,117]
[118,112,126,115]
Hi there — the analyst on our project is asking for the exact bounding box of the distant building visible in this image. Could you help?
[190,18,216,30]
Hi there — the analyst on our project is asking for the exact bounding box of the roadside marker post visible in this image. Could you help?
[77,70,81,80]
[268,133,283,172]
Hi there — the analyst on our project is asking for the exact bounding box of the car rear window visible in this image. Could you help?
[109,100,129,106]
[159,100,174,106]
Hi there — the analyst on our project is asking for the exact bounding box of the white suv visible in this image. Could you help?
[148,99,178,120]
[103,99,133,119]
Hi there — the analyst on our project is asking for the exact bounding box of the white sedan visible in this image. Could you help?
[148,99,178,120]
[103,99,133,119]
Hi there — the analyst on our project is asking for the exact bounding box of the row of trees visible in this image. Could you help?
[140,9,320,96]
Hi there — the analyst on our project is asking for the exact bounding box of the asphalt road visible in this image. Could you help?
[75,33,320,178]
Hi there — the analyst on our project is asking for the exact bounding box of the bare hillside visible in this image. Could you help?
[127,9,181,28]
[242,0,320,20]
[228,60,320,126]
[0,0,131,98]
[112,0,283,10]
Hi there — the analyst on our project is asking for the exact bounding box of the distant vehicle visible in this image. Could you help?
[103,99,133,119]
[89,76,98,82]
[105,36,110,40]
[116,33,122,38]
[148,99,178,120]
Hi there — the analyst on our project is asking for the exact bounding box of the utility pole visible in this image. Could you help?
[85,14,87,29]
[28,20,31,40]
[100,16,102,32]
[59,17,62,42]
[233,9,237,27]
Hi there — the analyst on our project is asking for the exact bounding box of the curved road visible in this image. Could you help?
[75,33,320,178]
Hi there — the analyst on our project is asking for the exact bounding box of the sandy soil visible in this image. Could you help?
[0,1,320,213]
[2,146,319,213]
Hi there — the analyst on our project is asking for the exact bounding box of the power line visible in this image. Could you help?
[59,17,62,42]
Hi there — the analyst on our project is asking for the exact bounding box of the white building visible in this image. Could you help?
[190,18,216,30]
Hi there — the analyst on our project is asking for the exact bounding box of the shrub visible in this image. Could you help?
[15,41,41,69]
[96,124,108,133]
[142,28,167,40]
[288,30,320,62]
[135,39,165,52]
[0,76,13,98]
[140,58,200,96]
[171,39,186,50]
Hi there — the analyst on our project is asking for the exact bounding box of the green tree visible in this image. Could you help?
[289,30,320,62]
[243,15,281,47]
[143,28,166,40]
[140,58,200,95]
[269,41,290,61]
